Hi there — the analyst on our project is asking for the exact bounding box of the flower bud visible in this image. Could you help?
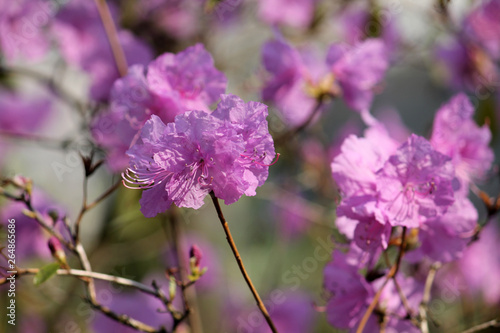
[189,244,203,268]
[48,237,69,269]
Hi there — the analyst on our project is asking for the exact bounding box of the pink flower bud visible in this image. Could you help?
[48,236,68,268]
[189,244,203,267]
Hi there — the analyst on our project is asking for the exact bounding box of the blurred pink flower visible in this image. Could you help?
[257,0,318,29]
[0,0,51,61]
[53,0,153,101]
[430,93,493,188]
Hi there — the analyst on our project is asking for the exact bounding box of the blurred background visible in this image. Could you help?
[0,0,499,332]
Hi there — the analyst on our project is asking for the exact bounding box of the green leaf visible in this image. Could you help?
[33,263,60,286]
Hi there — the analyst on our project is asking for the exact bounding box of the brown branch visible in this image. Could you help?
[356,227,408,333]
[93,0,128,77]
[74,178,121,240]
[210,192,278,333]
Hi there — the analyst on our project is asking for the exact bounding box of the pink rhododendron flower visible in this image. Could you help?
[262,38,329,126]
[404,197,477,263]
[430,93,493,187]
[332,124,399,249]
[123,94,276,217]
[262,38,389,126]
[465,0,500,59]
[325,248,424,332]
[93,43,227,171]
[376,134,455,228]
[324,250,377,331]
[327,39,389,112]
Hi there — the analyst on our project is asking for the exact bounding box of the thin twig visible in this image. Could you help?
[382,252,415,322]
[75,243,97,301]
[276,96,327,145]
[74,178,121,240]
[0,268,158,296]
[166,209,203,332]
[461,319,500,333]
[85,299,167,333]
[356,227,408,333]
[210,192,278,333]
[0,268,171,332]
[93,0,128,77]
[74,175,88,241]
[86,179,121,211]
[419,262,442,333]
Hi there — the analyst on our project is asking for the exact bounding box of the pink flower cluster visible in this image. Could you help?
[262,36,389,126]
[325,92,493,331]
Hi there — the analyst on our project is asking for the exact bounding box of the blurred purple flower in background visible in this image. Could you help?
[327,39,389,112]
[270,191,319,239]
[465,0,500,60]
[0,90,52,134]
[0,188,67,262]
[229,291,316,333]
[92,283,174,333]
[435,37,498,92]
[0,0,51,61]
[262,37,329,127]
[439,222,500,305]
[435,0,500,91]
[430,93,493,188]
[257,0,318,29]
[262,37,389,126]
[338,6,400,54]
[52,0,153,101]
